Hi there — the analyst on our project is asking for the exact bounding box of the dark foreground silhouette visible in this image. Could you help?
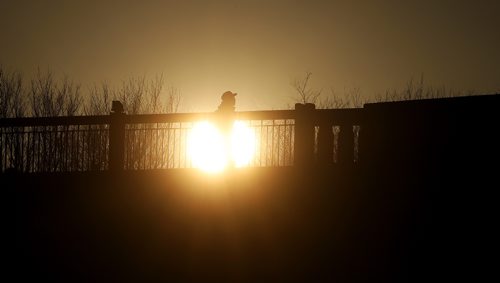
[5,95,499,282]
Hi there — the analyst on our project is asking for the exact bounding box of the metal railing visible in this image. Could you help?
[1,116,110,173]
[0,103,362,173]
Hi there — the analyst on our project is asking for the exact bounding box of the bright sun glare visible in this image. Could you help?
[187,121,256,173]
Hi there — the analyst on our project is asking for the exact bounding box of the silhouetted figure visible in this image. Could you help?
[218,91,237,112]
[216,91,237,133]
[216,91,237,168]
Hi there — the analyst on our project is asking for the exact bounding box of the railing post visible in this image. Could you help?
[109,101,125,171]
[294,103,315,167]
[317,122,334,165]
[337,123,354,165]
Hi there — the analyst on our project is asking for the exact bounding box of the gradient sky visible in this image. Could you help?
[1,0,499,111]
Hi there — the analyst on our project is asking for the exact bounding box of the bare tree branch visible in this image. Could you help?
[0,66,25,118]
[292,72,322,104]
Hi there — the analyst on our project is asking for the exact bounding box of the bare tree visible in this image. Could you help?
[117,76,146,115]
[59,77,82,116]
[30,69,82,117]
[144,74,163,114]
[84,74,181,115]
[164,85,181,114]
[318,86,364,109]
[292,72,322,104]
[0,67,26,172]
[84,83,113,115]
[0,67,25,118]
[374,74,465,103]
[30,69,56,117]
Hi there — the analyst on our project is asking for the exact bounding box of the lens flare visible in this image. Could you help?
[187,121,255,173]
[231,121,256,168]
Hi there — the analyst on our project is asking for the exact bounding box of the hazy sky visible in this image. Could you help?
[1,0,499,111]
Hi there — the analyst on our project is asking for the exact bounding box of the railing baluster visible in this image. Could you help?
[338,124,354,165]
[317,123,334,165]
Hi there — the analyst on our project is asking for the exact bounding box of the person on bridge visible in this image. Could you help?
[217,91,237,112]
[216,91,237,168]
[216,91,237,133]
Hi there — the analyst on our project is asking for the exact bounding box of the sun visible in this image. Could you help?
[187,121,256,173]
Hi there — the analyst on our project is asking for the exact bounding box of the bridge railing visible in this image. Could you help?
[0,116,110,173]
[0,103,362,173]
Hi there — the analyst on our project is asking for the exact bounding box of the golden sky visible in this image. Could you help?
[1,0,499,111]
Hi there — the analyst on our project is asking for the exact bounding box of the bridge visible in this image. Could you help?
[4,94,499,281]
